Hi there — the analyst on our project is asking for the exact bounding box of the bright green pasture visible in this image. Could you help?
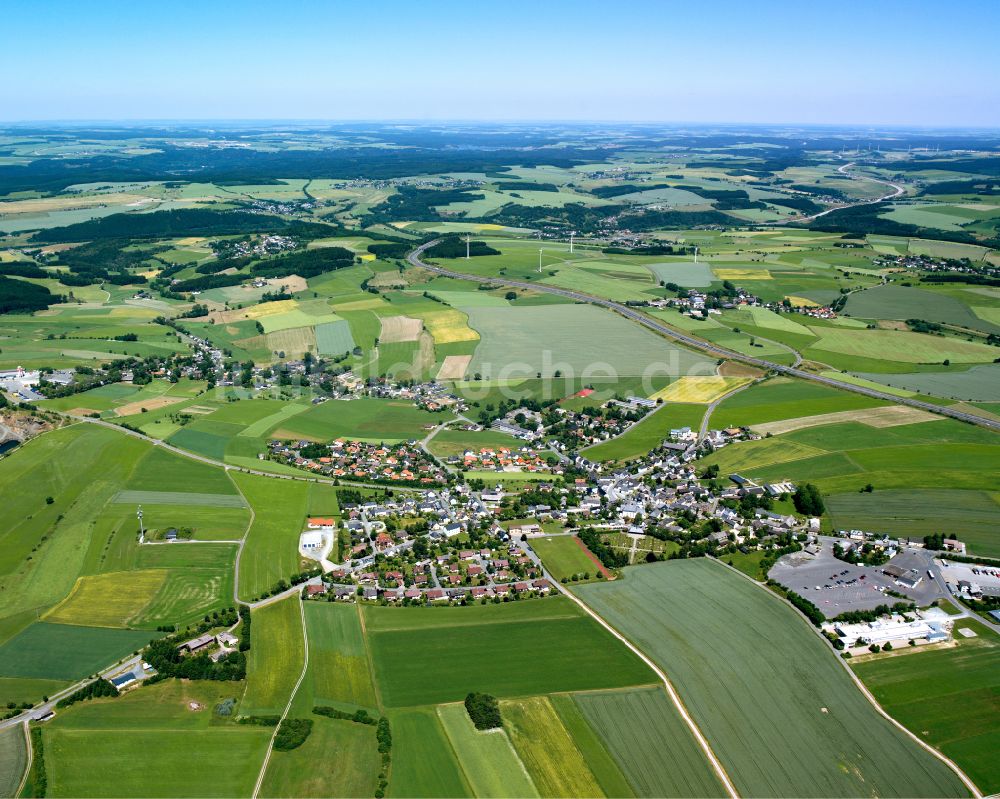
[808,326,997,365]
[501,694,604,798]
[530,536,601,581]
[0,424,149,630]
[387,707,471,798]
[295,602,376,713]
[243,597,304,716]
[583,403,705,462]
[436,703,539,799]
[574,560,968,799]
[0,623,153,681]
[466,304,715,379]
[703,418,1000,503]
[260,715,378,799]
[707,377,885,428]
[574,687,725,798]
[425,427,521,458]
[41,679,270,798]
[853,620,1000,795]
[363,599,655,707]
[269,397,445,443]
[232,473,309,601]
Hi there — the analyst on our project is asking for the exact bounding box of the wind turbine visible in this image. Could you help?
[137,506,145,543]
[465,234,471,260]
[569,231,576,254]
[693,246,699,264]
[538,248,544,273]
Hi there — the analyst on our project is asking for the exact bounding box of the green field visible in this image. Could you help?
[574,560,969,798]
[844,284,1000,334]
[826,489,1000,557]
[583,403,706,462]
[298,602,376,712]
[436,703,539,799]
[574,687,725,798]
[707,377,886,428]
[260,716,378,799]
[40,679,270,798]
[500,695,603,798]
[387,707,471,798]
[363,599,655,708]
[856,363,1000,402]
[0,623,153,681]
[233,473,309,601]
[242,597,304,716]
[547,694,635,798]
[0,725,26,799]
[270,397,444,443]
[853,620,1000,795]
[466,304,715,379]
[530,536,601,581]
[703,418,1000,504]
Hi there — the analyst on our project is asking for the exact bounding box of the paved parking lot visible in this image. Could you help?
[938,559,1000,596]
[769,544,946,614]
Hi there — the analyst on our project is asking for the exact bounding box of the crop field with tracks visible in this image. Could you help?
[574,560,968,798]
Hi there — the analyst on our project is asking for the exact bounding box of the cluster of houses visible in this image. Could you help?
[268,438,447,484]
[446,446,554,475]
[178,630,240,663]
[211,233,298,261]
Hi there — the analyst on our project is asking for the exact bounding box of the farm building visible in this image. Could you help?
[179,633,215,653]
[110,671,139,689]
[883,564,923,589]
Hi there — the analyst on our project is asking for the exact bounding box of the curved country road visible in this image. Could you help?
[407,242,1000,432]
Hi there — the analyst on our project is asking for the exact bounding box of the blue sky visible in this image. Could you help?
[4,0,999,125]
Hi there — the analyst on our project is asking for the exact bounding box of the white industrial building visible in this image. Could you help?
[832,615,948,647]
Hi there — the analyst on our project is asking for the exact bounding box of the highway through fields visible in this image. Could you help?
[407,241,1000,432]
[769,161,906,224]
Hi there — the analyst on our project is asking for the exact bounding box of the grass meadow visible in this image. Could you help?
[387,707,471,798]
[583,403,705,463]
[242,596,304,716]
[853,620,1000,795]
[0,724,26,798]
[41,680,269,798]
[232,472,309,602]
[436,703,539,799]
[362,599,655,708]
[530,536,602,581]
[260,716,378,799]
[574,560,969,798]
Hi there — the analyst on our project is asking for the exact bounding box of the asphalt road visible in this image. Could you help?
[407,241,1000,432]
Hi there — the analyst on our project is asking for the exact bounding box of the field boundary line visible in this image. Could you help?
[559,584,739,799]
[698,377,760,441]
[711,556,983,798]
[228,470,256,606]
[251,595,309,799]
[16,721,31,798]
[356,603,385,713]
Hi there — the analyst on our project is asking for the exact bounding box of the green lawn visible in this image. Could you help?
[362,599,655,707]
[853,620,1000,795]
[530,536,601,581]
[574,560,969,798]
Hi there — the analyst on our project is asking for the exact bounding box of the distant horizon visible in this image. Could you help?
[3,119,1000,134]
[3,0,998,126]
